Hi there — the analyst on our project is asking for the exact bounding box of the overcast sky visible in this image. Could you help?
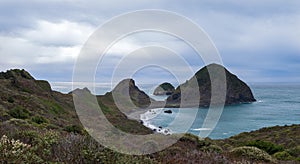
[1,0,300,85]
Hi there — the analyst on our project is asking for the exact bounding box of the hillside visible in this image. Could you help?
[0,69,299,163]
[0,69,152,135]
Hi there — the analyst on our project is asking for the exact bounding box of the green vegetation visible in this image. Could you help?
[273,151,293,160]
[229,146,275,162]
[0,69,33,80]
[64,125,83,134]
[7,97,14,103]
[221,124,300,162]
[8,106,30,119]
[31,115,48,124]
[40,99,64,114]
[246,140,284,155]
[0,135,38,163]
[35,80,51,92]
[288,146,300,157]
[178,133,223,153]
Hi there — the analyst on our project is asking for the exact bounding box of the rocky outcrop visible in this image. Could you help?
[0,69,34,80]
[164,110,172,114]
[0,69,52,95]
[69,87,91,95]
[153,82,175,95]
[110,79,154,110]
[166,64,256,107]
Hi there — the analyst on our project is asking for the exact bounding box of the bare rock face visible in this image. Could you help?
[153,82,175,95]
[166,64,256,107]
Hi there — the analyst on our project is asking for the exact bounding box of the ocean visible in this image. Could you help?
[51,82,300,139]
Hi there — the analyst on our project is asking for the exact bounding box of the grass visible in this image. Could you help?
[40,99,65,114]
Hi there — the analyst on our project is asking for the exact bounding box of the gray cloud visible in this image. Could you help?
[0,0,299,83]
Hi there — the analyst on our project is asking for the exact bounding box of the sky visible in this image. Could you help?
[1,0,300,86]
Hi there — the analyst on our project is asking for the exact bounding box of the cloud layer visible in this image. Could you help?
[0,0,299,83]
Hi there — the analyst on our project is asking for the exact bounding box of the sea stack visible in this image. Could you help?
[153,82,175,95]
[166,64,256,107]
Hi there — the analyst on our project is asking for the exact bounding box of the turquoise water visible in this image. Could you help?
[51,82,300,139]
[142,83,300,139]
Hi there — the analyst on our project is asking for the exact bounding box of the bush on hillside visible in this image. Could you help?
[31,115,48,124]
[64,125,83,134]
[230,146,275,162]
[246,140,284,155]
[8,106,30,119]
[273,151,293,160]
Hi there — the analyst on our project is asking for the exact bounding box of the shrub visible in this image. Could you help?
[7,97,14,103]
[31,115,48,124]
[202,144,223,153]
[45,124,59,130]
[8,106,29,119]
[246,140,284,155]
[42,131,59,146]
[179,133,199,143]
[36,131,59,160]
[15,131,40,145]
[197,138,212,148]
[6,118,30,127]
[0,135,30,156]
[273,151,293,160]
[64,125,83,134]
[230,146,275,162]
[0,135,42,163]
[288,146,300,157]
[11,131,59,162]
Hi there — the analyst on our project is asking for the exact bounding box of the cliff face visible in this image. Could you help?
[166,64,256,107]
[153,82,175,95]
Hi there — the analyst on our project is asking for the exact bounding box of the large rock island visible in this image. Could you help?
[166,63,256,107]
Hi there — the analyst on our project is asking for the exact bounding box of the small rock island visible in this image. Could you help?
[153,82,175,95]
